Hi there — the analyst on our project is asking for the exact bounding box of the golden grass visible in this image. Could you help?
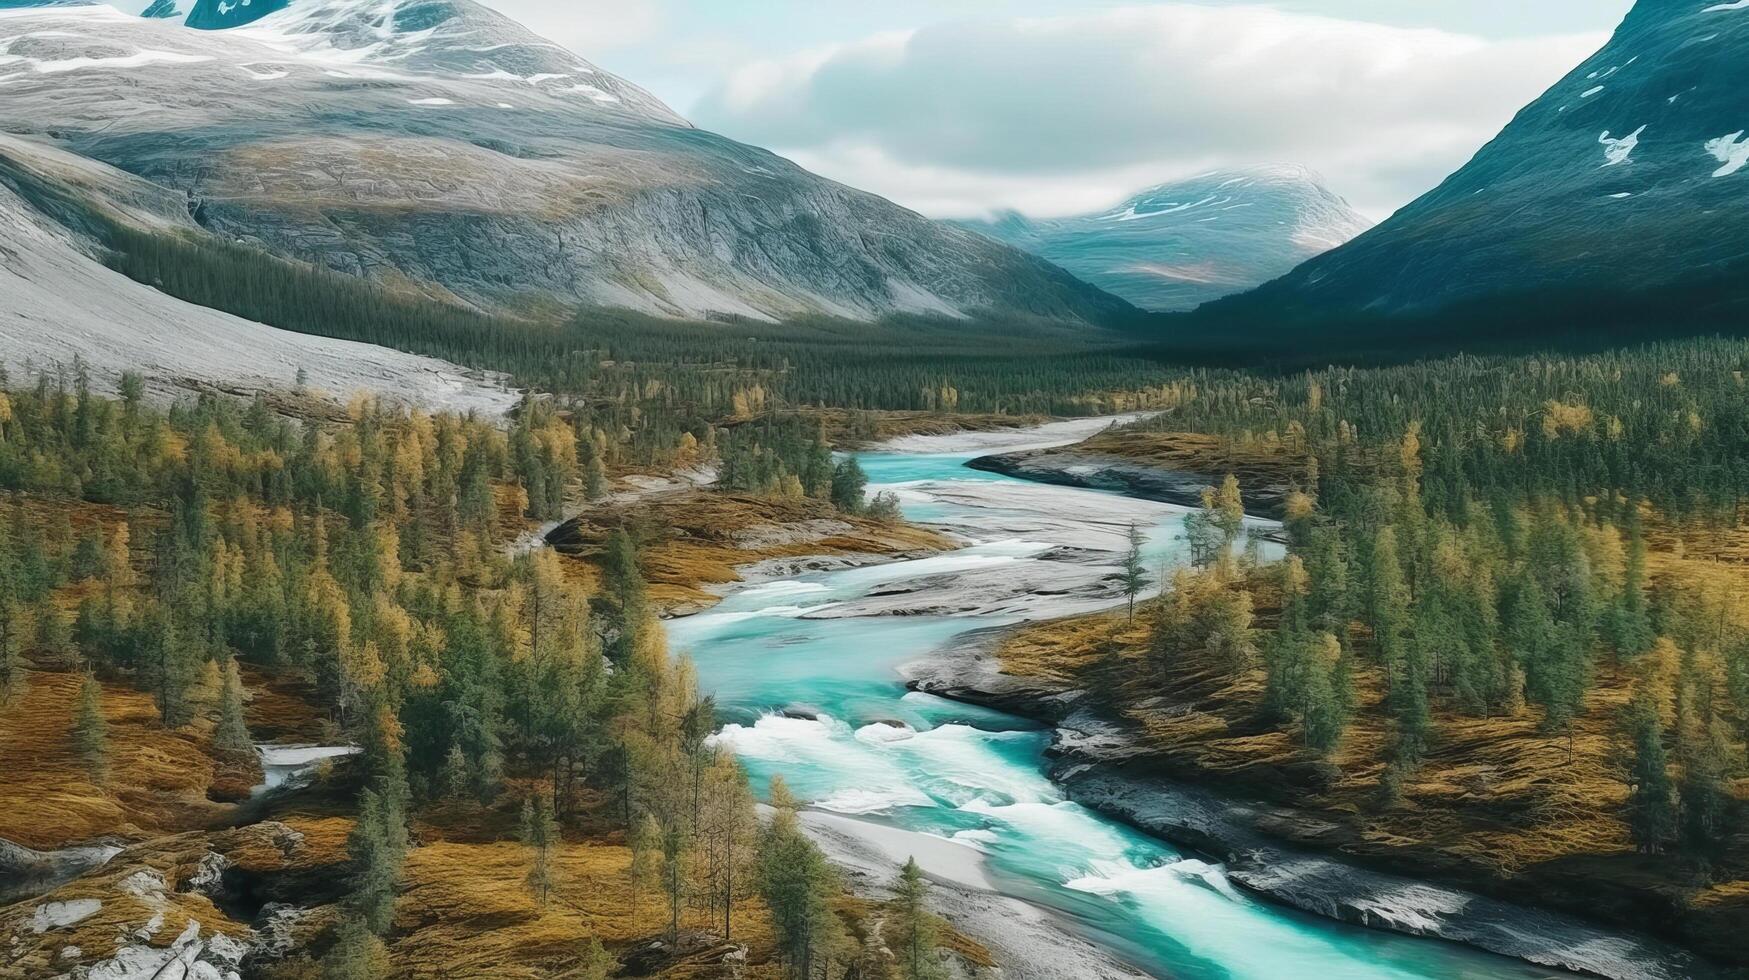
[1076,429,1310,488]
[0,670,231,849]
[555,490,953,614]
[388,836,777,979]
[995,576,1738,890]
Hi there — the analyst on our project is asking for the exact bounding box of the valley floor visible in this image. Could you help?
[935,433,1749,974]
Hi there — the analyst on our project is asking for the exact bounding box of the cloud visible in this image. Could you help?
[479,0,667,54]
[692,4,1607,219]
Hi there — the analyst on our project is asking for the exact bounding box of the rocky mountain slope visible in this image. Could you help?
[0,130,518,414]
[1197,0,1749,342]
[0,0,1129,324]
[956,167,1370,312]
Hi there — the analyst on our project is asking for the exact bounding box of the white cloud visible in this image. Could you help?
[479,0,667,54]
[692,4,1607,219]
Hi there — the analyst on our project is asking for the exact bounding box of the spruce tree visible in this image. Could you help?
[1120,523,1149,624]
[322,914,390,980]
[213,657,253,757]
[892,857,944,980]
[629,813,661,917]
[829,457,868,514]
[1623,682,1676,854]
[1678,715,1735,872]
[520,791,561,906]
[1366,527,1410,684]
[34,596,73,668]
[73,671,108,782]
[759,777,844,979]
[1610,506,1654,660]
[346,782,408,935]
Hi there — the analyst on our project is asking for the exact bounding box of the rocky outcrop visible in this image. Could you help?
[0,838,123,905]
[967,448,1293,518]
[0,821,349,980]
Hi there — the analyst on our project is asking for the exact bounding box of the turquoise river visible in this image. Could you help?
[666,434,1576,980]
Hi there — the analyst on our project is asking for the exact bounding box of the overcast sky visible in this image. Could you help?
[482,0,1631,220]
[123,0,1634,220]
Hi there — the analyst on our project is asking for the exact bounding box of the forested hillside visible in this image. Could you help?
[980,340,1749,962]
[0,377,972,978]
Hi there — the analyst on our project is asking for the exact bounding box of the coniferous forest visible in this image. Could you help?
[0,161,1738,980]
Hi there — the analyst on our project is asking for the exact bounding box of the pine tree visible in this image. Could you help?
[759,777,845,979]
[1120,523,1149,624]
[73,671,108,782]
[629,813,661,917]
[829,457,868,514]
[322,913,390,980]
[520,791,561,906]
[346,779,409,935]
[213,656,253,757]
[1678,715,1736,872]
[891,857,944,980]
[1623,680,1676,855]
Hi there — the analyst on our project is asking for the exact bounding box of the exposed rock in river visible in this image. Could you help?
[905,636,1712,980]
[967,447,1293,519]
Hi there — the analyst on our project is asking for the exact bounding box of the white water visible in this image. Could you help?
[669,435,1568,979]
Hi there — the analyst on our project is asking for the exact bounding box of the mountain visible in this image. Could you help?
[0,0,1130,324]
[1197,0,1749,344]
[0,130,517,414]
[956,167,1371,312]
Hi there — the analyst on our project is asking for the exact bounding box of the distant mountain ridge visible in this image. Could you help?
[0,0,1130,324]
[1195,0,1749,345]
[956,167,1371,312]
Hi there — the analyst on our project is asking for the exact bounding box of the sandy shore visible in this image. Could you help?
[799,810,1150,980]
[872,413,1156,456]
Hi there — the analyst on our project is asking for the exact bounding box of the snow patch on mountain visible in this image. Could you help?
[1600,126,1646,166]
[1197,0,1749,331]
[958,165,1371,312]
[1706,131,1749,175]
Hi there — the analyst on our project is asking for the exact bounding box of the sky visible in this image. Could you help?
[483,0,1634,221]
[122,0,1635,220]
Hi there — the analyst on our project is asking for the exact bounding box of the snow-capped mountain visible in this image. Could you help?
[1202,0,1749,338]
[0,131,516,414]
[956,166,1371,312]
[0,0,1128,324]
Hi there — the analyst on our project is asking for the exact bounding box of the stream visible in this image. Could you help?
[666,421,1593,980]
